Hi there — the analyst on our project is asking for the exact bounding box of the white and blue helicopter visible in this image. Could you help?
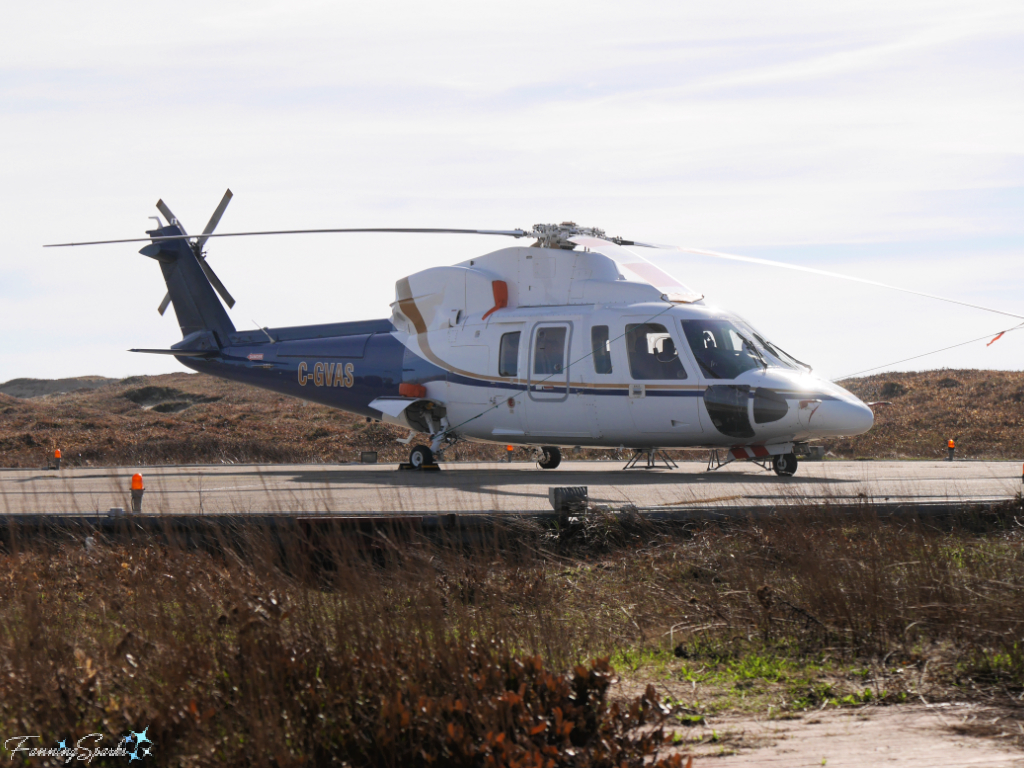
[49,191,1022,475]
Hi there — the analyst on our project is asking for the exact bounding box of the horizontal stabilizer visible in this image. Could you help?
[129,348,219,357]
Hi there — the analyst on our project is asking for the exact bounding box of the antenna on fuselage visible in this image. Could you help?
[251,320,276,344]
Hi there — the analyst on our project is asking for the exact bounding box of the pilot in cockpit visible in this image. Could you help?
[632,335,656,378]
[656,337,678,363]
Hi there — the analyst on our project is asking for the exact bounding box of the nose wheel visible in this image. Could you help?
[772,452,798,477]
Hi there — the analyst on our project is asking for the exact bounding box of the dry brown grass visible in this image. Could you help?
[833,369,1024,460]
[0,508,1021,764]
[0,523,684,767]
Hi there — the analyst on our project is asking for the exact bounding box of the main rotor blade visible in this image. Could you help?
[198,259,236,308]
[570,236,703,303]
[195,188,233,252]
[155,199,187,236]
[44,227,532,247]
[157,292,172,316]
[660,244,1024,322]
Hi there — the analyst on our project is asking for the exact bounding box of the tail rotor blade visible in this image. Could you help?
[199,259,236,308]
[196,188,233,251]
[155,199,185,315]
[155,199,187,235]
[154,194,238,313]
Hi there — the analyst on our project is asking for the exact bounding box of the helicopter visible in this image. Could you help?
[47,190,1024,476]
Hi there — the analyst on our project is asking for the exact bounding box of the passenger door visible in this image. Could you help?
[524,322,589,437]
[485,325,528,440]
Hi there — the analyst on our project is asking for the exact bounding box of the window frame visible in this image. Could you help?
[528,322,572,403]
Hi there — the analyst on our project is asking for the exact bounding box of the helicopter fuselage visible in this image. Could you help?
[178,245,873,454]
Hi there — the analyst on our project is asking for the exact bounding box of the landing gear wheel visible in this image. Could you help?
[409,445,435,468]
[772,452,798,477]
[538,446,562,469]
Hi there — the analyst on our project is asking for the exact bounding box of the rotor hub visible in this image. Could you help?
[527,222,608,249]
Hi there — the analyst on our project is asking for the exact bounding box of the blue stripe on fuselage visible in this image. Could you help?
[180,334,839,422]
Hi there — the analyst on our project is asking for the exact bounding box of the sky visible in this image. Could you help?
[1,0,1022,383]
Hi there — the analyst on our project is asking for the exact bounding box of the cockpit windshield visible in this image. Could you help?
[730,316,812,373]
[680,318,765,379]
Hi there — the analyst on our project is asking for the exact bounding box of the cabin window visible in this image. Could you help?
[680,319,762,379]
[591,325,612,374]
[625,323,687,380]
[499,332,520,377]
[533,327,567,376]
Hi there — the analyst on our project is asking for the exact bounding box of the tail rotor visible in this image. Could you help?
[155,189,236,314]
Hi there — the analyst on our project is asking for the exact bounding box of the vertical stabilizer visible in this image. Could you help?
[140,226,236,343]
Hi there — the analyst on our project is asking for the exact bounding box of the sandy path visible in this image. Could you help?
[673,704,1023,767]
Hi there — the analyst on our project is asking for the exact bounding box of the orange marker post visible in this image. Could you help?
[53,449,62,471]
[506,444,514,463]
[947,439,955,462]
[130,473,145,512]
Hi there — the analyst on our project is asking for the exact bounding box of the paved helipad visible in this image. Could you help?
[0,460,1019,516]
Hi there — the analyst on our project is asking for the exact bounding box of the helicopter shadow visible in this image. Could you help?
[238,465,862,505]
[238,466,859,485]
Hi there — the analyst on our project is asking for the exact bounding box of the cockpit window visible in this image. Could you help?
[731,316,812,373]
[681,319,763,379]
[626,323,687,380]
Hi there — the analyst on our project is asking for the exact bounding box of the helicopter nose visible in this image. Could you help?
[819,398,874,436]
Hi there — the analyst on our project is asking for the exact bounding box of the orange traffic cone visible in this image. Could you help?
[130,473,145,512]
